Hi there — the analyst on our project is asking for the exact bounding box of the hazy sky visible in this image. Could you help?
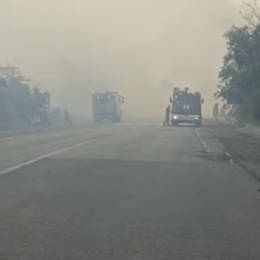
[0,0,243,117]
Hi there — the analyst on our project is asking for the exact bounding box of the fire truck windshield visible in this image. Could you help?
[94,96,115,104]
[172,94,201,115]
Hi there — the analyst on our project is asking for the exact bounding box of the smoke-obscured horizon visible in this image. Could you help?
[0,0,243,118]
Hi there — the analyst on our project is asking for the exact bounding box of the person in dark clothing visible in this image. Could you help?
[64,109,72,124]
[163,105,171,126]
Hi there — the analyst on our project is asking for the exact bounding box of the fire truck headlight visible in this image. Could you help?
[173,115,178,119]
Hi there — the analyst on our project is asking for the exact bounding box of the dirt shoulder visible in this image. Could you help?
[206,121,260,182]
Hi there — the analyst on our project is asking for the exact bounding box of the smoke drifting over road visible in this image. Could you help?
[0,0,242,118]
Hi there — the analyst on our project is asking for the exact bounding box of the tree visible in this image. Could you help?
[0,65,52,129]
[216,0,260,119]
[240,0,260,29]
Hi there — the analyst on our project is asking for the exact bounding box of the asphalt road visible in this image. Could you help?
[0,121,260,259]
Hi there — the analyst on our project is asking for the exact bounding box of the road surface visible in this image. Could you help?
[0,121,260,259]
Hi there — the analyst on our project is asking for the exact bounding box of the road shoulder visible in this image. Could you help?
[205,122,260,183]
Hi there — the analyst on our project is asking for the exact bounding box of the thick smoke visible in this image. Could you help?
[0,0,242,118]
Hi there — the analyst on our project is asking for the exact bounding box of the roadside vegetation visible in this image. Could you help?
[0,65,71,131]
[216,0,260,121]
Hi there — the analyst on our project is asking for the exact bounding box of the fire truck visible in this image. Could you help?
[92,91,124,122]
[169,87,204,127]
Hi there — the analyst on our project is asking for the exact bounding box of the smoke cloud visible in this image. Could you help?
[0,0,242,118]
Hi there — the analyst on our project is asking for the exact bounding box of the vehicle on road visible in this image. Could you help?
[169,87,204,127]
[92,91,124,122]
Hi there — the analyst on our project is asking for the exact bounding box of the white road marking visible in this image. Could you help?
[195,129,210,153]
[0,137,102,176]
[214,137,234,164]
[205,129,234,164]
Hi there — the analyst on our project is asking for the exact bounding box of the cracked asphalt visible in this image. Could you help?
[0,120,260,260]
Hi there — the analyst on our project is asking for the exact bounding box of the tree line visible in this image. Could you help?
[0,65,70,130]
[215,0,260,120]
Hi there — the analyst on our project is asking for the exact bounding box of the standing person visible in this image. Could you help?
[163,105,171,126]
[64,109,72,124]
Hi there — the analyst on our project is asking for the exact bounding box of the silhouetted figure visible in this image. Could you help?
[163,105,171,126]
[64,109,72,124]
